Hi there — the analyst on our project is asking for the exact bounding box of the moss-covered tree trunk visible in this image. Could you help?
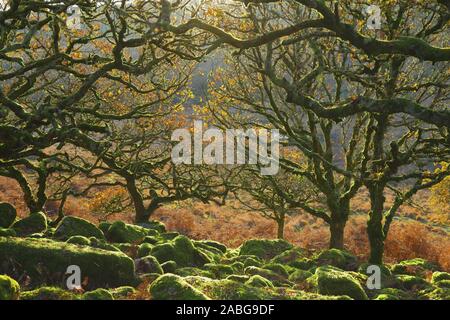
[367,184,386,265]
[276,215,285,240]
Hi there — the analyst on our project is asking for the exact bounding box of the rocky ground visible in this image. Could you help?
[0,204,449,300]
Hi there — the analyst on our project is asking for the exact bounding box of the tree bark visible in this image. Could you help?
[276,216,285,240]
[367,185,386,265]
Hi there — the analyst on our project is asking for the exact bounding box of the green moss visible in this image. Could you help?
[66,235,91,246]
[239,239,293,260]
[20,287,78,300]
[0,237,136,288]
[391,258,438,277]
[313,249,357,270]
[82,288,114,300]
[106,221,149,244]
[151,235,211,268]
[226,275,250,283]
[395,274,431,291]
[420,287,450,300]
[262,263,289,278]
[431,271,450,284]
[289,269,313,283]
[137,243,154,258]
[0,203,16,228]
[160,232,180,241]
[0,275,20,300]
[270,247,306,265]
[54,216,105,240]
[175,267,214,278]
[137,220,166,233]
[242,256,263,268]
[12,212,47,236]
[98,222,111,234]
[230,261,245,273]
[149,274,209,300]
[0,228,16,237]
[89,237,121,252]
[195,240,227,253]
[194,241,226,259]
[161,261,177,274]
[435,280,450,289]
[311,266,368,300]
[290,258,316,270]
[142,236,159,245]
[374,293,400,300]
[135,255,163,275]
[110,286,136,299]
[204,263,234,278]
[245,275,274,288]
[244,266,291,287]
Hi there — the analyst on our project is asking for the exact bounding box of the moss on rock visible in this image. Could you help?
[391,258,438,277]
[66,235,91,246]
[239,239,293,260]
[12,212,47,236]
[0,203,16,228]
[137,220,166,233]
[0,275,20,300]
[395,274,431,291]
[106,221,148,244]
[149,274,209,300]
[137,243,154,258]
[270,247,306,265]
[20,287,77,300]
[204,263,234,279]
[431,271,450,284]
[161,261,178,274]
[82,288,114,300]
[313,249,358,271]
[311,266,368,300]
[262,263,289,278]
[110,286,136,299]
[289,269,313,283]
[0,228,16,237]
[0,237,136,288]
[151,235,211,268]
[55,216,105,240]
[135,255,163,275]
[245,275,274,288]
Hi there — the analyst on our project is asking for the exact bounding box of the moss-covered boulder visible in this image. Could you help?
[137,243,154,258]
[161,261,178,274]
[0,275,20,300]
[0,228,16,237]
[204,263,234,279]
[82,288,114,300]
[357,263,397,288]
[391,258,438,277]
[195,240,227,254]
[160,232,180,241]
[290,258,316,270]
[55,216,105,240]
[135,255,163,275]
[175,267,214,278]
[313,249,358,270]
[435,280,450,289]
[151,235,211,268]
[242,256,264,268]
[395,274,431,291]
[432,271,450,284]
[310,266,368,300]
[142,236,159,245]
[289,269,313,283]
[270,247,307,265]
[420,287,450,300]
[374,293,400,300]
[66,235,91,246]
[0,203,16,228]
[0,237,136,288]
[244,266,291,287]
[226,275,250,283]
[20,287,78,300]
[149,274,209,300]
[137,221,166,233]
[12,212,47,236]
[239,239,293,260]
[106,221,148,244]
[245,275,274,288]
[261,263,289,278]
[89,237,121,252]
[110,286,136,299]
[98,222,111,234]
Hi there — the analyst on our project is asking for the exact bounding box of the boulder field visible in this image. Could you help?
[0,212,448,300]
